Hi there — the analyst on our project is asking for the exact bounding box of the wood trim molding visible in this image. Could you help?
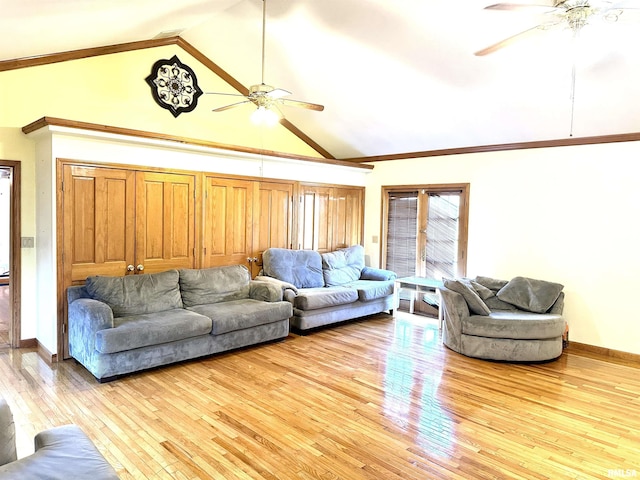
[22,117,372,170]
[567,341,640,364]
[0,37,179,72]
[344,132,640,163]
[18,338,37,349]
[37,340,58,365]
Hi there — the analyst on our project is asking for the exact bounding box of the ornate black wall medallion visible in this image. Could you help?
[146,55,203,117]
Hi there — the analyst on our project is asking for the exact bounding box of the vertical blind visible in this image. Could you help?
[386,190,461,280]
[386,192,418,278]
[423,193,459,279]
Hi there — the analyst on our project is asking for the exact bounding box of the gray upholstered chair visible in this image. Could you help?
[0,396,118,479]
[439,276,566,362]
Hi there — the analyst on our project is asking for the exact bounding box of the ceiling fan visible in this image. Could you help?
[206,0,324,125]
[475,0,640,56]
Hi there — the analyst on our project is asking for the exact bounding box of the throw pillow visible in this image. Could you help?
[443,278,491,316]
[474,276,509,292]
[497,276,564,313]
[470,280,494,300]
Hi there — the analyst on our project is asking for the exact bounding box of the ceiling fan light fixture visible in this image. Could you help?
[251,106,280,126]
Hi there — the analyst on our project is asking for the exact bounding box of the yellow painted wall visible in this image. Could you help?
[0,44,324,343]
[0,45,323,156]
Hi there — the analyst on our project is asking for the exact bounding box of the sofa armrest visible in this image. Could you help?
[249,281,283,302]
[360,266,397,281]
[439,287,470,353]
[68,298,114,362]
[0,398,17,467]
[0,425,118,479]
[254,275,298,294]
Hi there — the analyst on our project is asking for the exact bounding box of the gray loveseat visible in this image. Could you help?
[68,265,292,381]
[440,275,566,362]
[257,245,396,331]
[0,396,118,479]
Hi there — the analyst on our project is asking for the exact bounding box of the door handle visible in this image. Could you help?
[127,265,135,272]
[137,264,144,271]
[247,257,253,263]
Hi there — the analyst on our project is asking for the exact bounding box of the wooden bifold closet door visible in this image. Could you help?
[203,177,293,277]
[60,164,196,357]
[62,165,136,284]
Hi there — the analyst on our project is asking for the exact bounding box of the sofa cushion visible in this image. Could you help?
[187,299,292,335]
[462,311,565,340]
[293,287,359,310]
[443,278,491,316]
[179,265,251,307]
[95,309,211,354]
[345,280,394,301]
[497,276,564,314]
[85,270,182,318]
[262,248,324,288]
[321,245,365,286]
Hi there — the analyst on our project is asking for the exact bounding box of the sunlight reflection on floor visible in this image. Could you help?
[384,312,455,458]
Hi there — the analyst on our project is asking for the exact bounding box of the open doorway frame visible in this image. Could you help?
[0,160,21,348]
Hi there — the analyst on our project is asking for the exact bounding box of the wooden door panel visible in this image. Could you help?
[299,186,332,252]
[252,182,293,276]
[136,171,196,273]
[62,165,135,284]
[203,177,253,268]
[333,188,363,250]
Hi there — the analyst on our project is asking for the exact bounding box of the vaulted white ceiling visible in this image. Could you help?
[3,0,640,159]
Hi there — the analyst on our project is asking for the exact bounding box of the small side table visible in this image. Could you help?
[394,276,444,325]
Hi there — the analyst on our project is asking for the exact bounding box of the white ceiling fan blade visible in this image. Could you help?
[484,2,561,12]
[266,88,292,99]
[279,99,325,111]
[474,24,551,56]
[212,100,252,112]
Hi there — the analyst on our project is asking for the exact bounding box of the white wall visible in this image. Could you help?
[364,141,640,355]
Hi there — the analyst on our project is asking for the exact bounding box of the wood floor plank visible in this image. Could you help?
[0,313,639,479]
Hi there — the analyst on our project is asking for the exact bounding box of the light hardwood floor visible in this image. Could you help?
[0,313,638,479]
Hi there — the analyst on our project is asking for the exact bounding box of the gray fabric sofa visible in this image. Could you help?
[257,245,396,331]
[440,275,566,362]
[0,396,118,479]
[68,265,292,381]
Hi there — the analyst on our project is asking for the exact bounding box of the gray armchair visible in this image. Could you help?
[439,276,566,362]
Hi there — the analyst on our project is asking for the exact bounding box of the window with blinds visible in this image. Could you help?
[382,184,468,280]
[386,192,418,278]
[423,193,459,279]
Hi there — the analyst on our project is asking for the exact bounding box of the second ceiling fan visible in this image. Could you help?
[475,0,640,56]
[206,0,324,125]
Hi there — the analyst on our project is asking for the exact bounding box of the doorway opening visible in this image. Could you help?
[382,183,469,317]
[0,160,21,348]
